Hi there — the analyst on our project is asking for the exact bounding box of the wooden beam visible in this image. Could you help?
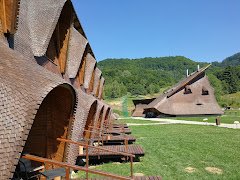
[58,27,71,74]
[0,0,19,33]
[88,69,95,93]
[78,55,86,85]
[0,0,7,32]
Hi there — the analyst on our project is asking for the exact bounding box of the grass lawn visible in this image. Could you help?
[169,114,240,124]
[76,123,240,180]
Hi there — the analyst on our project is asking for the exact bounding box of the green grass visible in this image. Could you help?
[76,123,240,180]
[169,114,240,124]
[170,116,237,124]
[220,92,240,108]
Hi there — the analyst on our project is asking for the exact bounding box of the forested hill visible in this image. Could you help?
[98,54,240,102]
[213,52,240,67]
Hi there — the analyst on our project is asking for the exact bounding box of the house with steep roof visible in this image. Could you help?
[132,98,156,117]
[144,65,224,117]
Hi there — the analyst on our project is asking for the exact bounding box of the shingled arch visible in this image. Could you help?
[22,84,76,169]
[93,100,104,131]
[92,68,102,96]
[98,77,105,99]
[0,42,77,179]
[66,89,98,165]
[101,105,111,128]
[83,53,96,91]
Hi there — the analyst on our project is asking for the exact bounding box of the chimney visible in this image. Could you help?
[186,69,189,77]
[197,64,200,71]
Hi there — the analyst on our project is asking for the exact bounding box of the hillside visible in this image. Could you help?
[98,54,240,107]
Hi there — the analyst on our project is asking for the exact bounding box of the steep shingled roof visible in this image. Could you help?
[66,27,88,78]
[92,68,102,96]
[98,77,105,99]
[66,89,97,164]
[83,53,96,89]
[145,65,223,116]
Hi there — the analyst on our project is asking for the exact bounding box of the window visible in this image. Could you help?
[184,85,192,94]
[202,86,209,95]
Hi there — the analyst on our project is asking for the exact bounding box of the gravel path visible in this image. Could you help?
[121,117,240,129]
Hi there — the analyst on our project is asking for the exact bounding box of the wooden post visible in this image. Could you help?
[98,130,100,159]
[130,156,133,179]
[66,167,70,180]
[86,143,89,179]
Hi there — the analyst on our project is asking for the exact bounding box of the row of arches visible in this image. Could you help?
[0,0,111,178]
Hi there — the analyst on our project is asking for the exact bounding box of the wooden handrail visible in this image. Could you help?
[84,129,129,141]
[89,125,127,136]
[57,138,135,158]
[22,154,133,180]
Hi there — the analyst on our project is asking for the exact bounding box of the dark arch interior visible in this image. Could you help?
[104,108,111,124]
[22,85,76,168]
[97,107,104,129]
[83,101,97,140]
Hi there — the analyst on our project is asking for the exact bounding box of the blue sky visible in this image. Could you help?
[72,0,240,62]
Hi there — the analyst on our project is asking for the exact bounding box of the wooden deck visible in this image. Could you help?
[78,145,144,159]
[112,123,128,128]
[106,128,132,134]
[93,134,136,144]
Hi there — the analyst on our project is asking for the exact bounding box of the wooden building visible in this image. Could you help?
[144,65,224,117]
[0,0,113,178]
[132,98,156,117]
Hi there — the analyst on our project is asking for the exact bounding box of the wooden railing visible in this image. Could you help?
[57,138,134,179]
[87,126,130,147]
[83,128,129,153]
[22,154,133,180]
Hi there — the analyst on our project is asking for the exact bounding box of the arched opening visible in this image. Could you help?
[83,101,97,141]
[104,108,111,125]
[22,84,76,168]
[97,107,104,129]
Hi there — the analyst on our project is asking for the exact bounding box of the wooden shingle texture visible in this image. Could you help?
[66,89,98,165]
[0,41,76,179]
[83,53,96,90]
[92,68,102,96]
[66,26,88,78]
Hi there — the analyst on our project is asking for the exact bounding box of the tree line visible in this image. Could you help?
[98,53,240,101]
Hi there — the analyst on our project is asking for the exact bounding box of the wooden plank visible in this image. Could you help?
[93,135,136,143]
